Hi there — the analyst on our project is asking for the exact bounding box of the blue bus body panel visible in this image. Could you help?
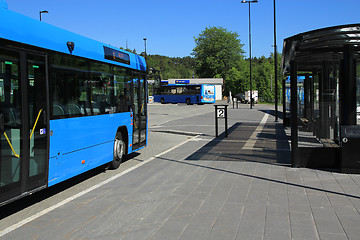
[154,94,197,103]
[0,7,146,71]
[48,113,133,186]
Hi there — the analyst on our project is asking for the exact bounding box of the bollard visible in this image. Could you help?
[215,105,228,137]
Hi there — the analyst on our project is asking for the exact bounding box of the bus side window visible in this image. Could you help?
[90,63,111,115]
[177,87,183,95]
[114,67,131,113]
[50,53,88,119]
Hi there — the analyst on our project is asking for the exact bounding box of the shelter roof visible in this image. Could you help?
[282,24,360,74]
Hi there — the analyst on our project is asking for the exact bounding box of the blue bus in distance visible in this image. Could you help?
[0,4,147,205]
[154,84,216,105]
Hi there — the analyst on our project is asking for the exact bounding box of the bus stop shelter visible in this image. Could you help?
[282,24,360,173]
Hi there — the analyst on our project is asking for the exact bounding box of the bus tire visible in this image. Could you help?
[109,133,125,169]
[160,98,165,104]
[186,98,191,105]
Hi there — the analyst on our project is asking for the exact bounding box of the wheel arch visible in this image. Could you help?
[116,126,129,155]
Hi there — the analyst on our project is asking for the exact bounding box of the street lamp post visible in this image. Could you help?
[39,10,48,21]
[143,38,147,72]
[143,38,147,56]
[273,0,279,122]
[241,0,258,109]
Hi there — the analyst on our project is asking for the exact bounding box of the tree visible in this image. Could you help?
[242,53,282,103]
[146,55,196,80]
[191,27,245,81]
[127,27,282,103]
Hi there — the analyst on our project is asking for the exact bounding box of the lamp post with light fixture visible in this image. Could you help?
[143,38,147,72]
[241,0,257,109]
[39,10,48,21]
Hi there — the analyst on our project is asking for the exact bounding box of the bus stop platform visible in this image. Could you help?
[1,104,360,240]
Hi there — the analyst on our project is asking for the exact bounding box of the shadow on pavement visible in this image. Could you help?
[185,121,291,166]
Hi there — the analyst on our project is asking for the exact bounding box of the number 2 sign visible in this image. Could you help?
[215,105,228,138]
[217,108,225,118]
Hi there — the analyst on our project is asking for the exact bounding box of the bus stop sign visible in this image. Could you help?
[217,108,226,118]
[214,105,228,137]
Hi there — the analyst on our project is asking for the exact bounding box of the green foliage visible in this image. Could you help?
[191,26,282,102]
[136,26,283,103]
[146,55,196,80]
[191,26,245,79]
[251,53,283,103]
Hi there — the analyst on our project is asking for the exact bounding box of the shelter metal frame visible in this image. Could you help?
[282,24,360,173]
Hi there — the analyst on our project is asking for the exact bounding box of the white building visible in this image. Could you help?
[167,78,223,100]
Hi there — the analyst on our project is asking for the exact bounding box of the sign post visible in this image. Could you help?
[215,105,228,137]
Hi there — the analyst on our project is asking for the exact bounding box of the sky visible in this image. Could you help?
[4,0,360,58]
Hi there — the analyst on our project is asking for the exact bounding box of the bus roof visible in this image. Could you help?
[0,5,146,71]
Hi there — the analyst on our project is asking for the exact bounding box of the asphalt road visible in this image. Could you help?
[0,102,218,235]
[2,102,359,240]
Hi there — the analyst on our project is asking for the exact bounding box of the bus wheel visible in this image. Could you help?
[109,133,125,169]
[186,98,191,105]
[160,98,165,104]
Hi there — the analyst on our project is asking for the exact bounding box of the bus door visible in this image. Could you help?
[131,72,147,150]
[0,48,48,204]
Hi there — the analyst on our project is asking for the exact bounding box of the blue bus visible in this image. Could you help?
[0,4,147,205]
[154,84,216,104]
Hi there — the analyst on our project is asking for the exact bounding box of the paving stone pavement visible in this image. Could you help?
[2,105,360,240]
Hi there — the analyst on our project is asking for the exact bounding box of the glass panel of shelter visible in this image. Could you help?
[285,77,291,121]
[295,63,340,148]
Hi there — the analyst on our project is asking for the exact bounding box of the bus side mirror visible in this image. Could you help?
[0,113,4,133]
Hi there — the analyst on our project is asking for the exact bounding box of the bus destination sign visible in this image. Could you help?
[104,46,130,65]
